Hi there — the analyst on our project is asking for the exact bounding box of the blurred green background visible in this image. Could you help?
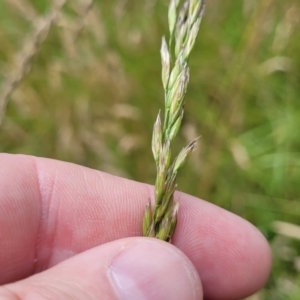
[0,0,300,298]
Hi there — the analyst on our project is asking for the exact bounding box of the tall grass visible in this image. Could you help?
[1,0,300,298]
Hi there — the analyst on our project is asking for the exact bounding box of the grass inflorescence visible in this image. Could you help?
[2,1,300,296]
[142,0,205,242]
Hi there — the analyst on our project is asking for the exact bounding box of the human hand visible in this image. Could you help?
[0,154,271,299]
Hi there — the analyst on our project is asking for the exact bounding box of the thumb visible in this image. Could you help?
[0,238,203,300]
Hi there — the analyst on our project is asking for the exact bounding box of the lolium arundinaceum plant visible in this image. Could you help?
[142,0,205,242]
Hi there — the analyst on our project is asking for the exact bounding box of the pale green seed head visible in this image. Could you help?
[156,185,176,223]
[189,0,205,24]
[156,215,174,241]
[143,0,204,243]
[164,71,183,116]
[168,201,179,239]
[173,139,197,172]
[147,223,156,238]
[176,1,189,31]
[168,109,184,142]
[175,21,188,56]
[160,37,170,90]
[155,178,176,222]
[183,17,201,58]
[167,54,184,94]
[168,0,177,38]
[188,0,199,21]
[142,201,152,236]
[169,101,184,128]
[162,138,172,170]
[156,221,169,241]
[175,1,189,47]
[169,66,189,117]
[155,159,167,205]
[155,179,164,207]
[151,112,162,164]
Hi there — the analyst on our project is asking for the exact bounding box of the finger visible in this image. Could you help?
[0,237,202,300]
[172,196,271,299]
[0,153,271,299]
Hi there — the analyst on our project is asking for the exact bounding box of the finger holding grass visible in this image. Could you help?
[142,0,205,242]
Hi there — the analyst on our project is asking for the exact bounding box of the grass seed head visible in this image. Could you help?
[160,37,171,89]
[174,139,197,172]
[152,112,162,164]
[142,201,152,236]
[143,0,204,242]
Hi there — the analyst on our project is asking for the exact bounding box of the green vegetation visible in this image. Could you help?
[1,1,300,298]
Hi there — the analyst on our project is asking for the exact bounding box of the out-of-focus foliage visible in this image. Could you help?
[0,1,300,298]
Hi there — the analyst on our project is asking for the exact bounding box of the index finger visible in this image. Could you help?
[0,153,271,299]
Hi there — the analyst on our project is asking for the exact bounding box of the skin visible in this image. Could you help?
[0,153,272,300]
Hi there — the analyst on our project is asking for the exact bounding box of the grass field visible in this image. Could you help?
[1,0,300,298]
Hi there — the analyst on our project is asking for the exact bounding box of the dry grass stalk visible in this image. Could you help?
[142,0,205,242]
[0,0,67,127]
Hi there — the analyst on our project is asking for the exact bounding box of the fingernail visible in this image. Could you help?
[109,239,202,300]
